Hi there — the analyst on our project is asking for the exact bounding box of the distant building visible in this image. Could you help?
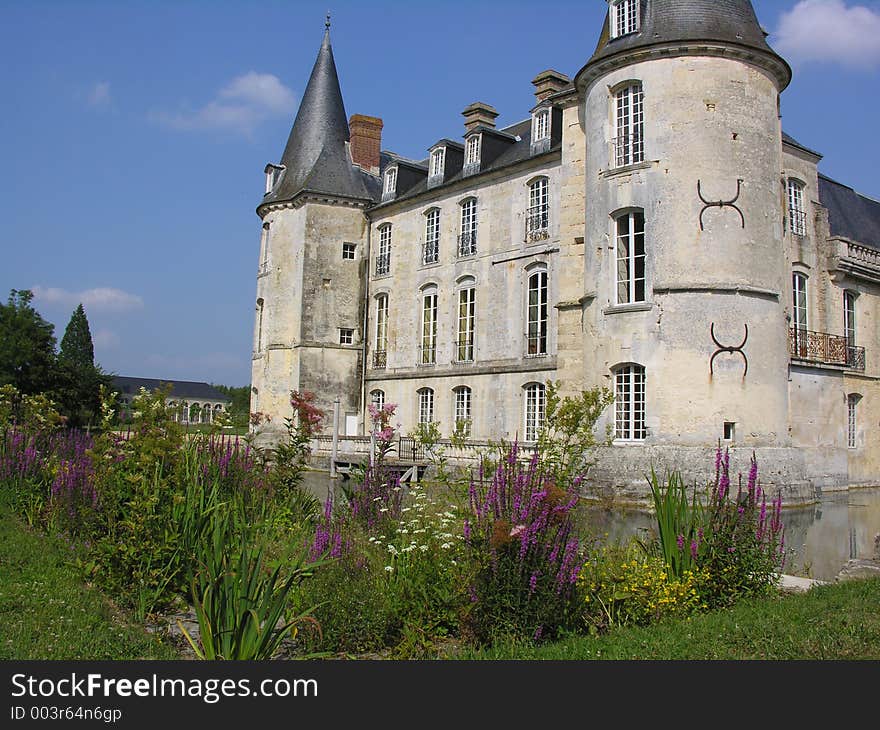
[112,376,230,424]
[250,1,880,498]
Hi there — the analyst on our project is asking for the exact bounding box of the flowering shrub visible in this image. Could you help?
[462,442,583,644]
[581,545,707,631]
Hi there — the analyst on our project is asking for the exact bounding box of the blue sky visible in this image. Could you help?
[1,0,878,388]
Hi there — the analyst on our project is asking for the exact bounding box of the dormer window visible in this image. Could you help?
[264,163,285,194]
[610,0,639,39]
[531,108,551,155]
[382,166,398,202]
[430,147,445,178]
[464,134,481,176]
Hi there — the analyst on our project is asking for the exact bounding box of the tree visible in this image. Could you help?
[55,303,111,428]
[212,384,252,428]
[0,289,57,396]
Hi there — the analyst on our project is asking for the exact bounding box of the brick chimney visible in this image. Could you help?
[349,114,383,174]
[531,70,571,103]
[462,102,498,133]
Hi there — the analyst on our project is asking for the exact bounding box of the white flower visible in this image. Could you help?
[384,566,393,573]
[379,507,389,513]
[419,545,428,552]
[440,542,451,549]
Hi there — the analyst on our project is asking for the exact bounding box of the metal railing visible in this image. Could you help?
[372,350,386,369]
[789,327,865,371]
[455,337,475,363]
[375,254,390,276]
[525,209,549,242]
[423,239,439,265]
[789,208,807,237]
[457,231,477,257]
[418,345,436,366]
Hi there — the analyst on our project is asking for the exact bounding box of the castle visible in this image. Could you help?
[250,0,880,500]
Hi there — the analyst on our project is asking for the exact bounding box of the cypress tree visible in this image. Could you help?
[59,303,95,369]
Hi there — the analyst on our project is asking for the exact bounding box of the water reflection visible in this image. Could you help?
[301,471,880,583]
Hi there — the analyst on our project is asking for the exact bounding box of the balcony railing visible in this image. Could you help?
[372,350,386,369]
[423,239,439,265]
[418,345,436,366]
[789,208,807,237]
[455,336,474,363]
[458,231,477,257]
[375,254,390,276]
[789,327,865,371]
[525,209,549,242]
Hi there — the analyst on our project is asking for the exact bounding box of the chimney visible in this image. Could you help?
[349,114,383,175]
[531,70,571,103]
[462,102,498,133]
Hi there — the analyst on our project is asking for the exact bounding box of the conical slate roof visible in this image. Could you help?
[578,0,791,91]
[261,27,377,207]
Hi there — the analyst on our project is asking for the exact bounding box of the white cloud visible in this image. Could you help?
[31,286,144,313]
[153,72,296,135]
[773,0,880,69]
[92,329,120,349]
[87,81,111,108]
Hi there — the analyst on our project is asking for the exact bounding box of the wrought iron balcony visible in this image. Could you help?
[525,209,550,242]
[789,327,865,371]
[423,239,439,265]
[372,350,386,369]
[375,254,390,276]
[457,231,477,257]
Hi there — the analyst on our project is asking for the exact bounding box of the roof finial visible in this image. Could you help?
[325,11,331,31]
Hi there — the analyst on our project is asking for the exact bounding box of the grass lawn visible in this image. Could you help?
[0,505,179,660]
[449,577,880,660]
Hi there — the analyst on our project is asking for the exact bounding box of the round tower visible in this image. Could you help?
[575,1,795,484]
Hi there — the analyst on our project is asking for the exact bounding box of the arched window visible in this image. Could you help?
[523,382,546,442]
[259,222,270,274]
[382,166,397,202]
[453,386,472,437]
[424,208,440,265]
[847,394,860,449]
[526,177,550,241]
[370,389,385,412]
[792,272,808,357]
[374,294,388,369]
[420,285,438,366]
[459,198,478,257]
[417,387,434,425]
[376,224,392,275]
[787,179,806,236]
[614,82,643,167]
[189,403,201,425]
[844,290,857,346]
[255,298,265,352]
[527,268,548,356]
[456,278,476,363]
[613,364,646,441]
[614,210,646,304]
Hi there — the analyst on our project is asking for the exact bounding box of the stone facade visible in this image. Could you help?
[251,2,880,501]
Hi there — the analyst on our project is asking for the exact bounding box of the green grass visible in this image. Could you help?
[448,577,880,660]
[0,504,179,660]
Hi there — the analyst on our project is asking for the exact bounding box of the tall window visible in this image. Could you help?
[610,0,639,39]
[382,167,397,201]
[370,389,385,412]
[376,224,392,275]
[614,364,646,441]
[454,386,472,436]
[457,286,475,362]
[374,294,388,368]
[424,208,440,265]
[614,83,644,167]
[844,290,857,345]
[259,222,270,274]
[615,210,646,304]
[420,288,438,365]
[792,273,808,357]
[459,198,478,257]
[788,179,806,237]
[430,148,445,178]
[255,298,264,352]
[847,394,859,449]
[524,382,546,442]
[527,269,548,356]
[465,135,481,167]
[418,387,434,425]
[527,177,550,240]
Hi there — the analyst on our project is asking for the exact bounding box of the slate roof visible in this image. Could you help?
[112,377,231,403]
[581,0,790,88]
[260,28,379,208]
[782,131,822,159]
[818,174,880,251]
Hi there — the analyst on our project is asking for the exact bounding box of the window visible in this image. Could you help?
[418,387,434,424]
[339,328,354,345]
[430,147,445,178]
[847,394,859,449]
[382,167,397,202]
[259,222,270,275]
[614,83,644,167]
[457,286,475,362]
[459,198,478,256]
[614,364,646,441]
[723,422,736,441]
[255,298,264,352]
[424,208,440,265]
[464,134,481,175]
[533,108,550,141]
[374,294,388,368]
[454,386,472,436]
[376,224,391,275]
[370,389,385,412]
[526,177,550,241]
[615,210,646,304]
[527,269,548,356]
[524,382,546,442]
[787,179,806,237]
[844,290,857,346]
[610,0,639,39]
[342,242,356,260]
[420,288,438,365]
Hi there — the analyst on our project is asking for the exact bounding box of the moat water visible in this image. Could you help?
[300,471,880,583]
